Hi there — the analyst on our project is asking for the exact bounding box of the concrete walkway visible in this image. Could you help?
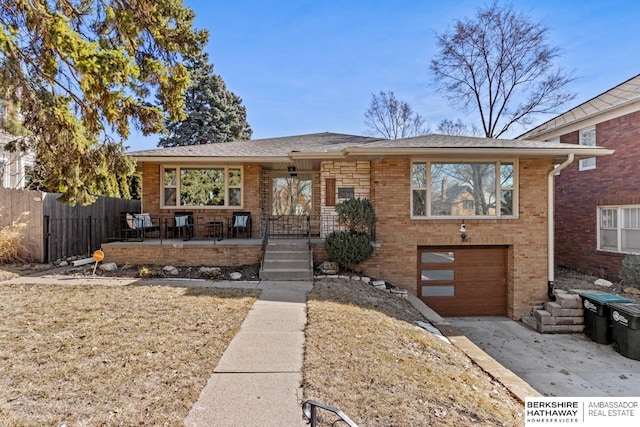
[184,280,313,427]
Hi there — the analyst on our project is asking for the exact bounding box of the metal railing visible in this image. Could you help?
[106,213,255,242]
[302,400,358,427]
[265,214,374,239]
[260,215,270,271]
[104,213,375,242]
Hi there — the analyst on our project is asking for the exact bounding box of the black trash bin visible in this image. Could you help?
[579,293,631,344]
[609,303,640,361]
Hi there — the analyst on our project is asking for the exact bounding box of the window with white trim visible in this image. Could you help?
[161,166,242,208]
[579,128,596,171]
[598,206,640,253]
[411,161,516,218]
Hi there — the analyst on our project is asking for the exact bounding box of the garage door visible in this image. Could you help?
[418,246,507,316]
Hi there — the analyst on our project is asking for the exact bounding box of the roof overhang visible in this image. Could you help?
[133,147,614,165]
[133,155,292,164]
[290,146,614,163]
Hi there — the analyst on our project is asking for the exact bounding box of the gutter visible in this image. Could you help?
[547,153,574,298]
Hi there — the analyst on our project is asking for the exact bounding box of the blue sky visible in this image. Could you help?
[126,0,640,151]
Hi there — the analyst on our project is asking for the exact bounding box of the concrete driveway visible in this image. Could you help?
[447,317,640,397]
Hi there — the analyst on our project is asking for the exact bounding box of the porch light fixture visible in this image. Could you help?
[288,166,297,177]
[459,223,467,242]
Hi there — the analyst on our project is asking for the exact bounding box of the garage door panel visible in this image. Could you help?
[419,246,507,317]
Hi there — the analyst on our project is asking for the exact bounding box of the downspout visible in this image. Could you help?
[547,153,574,299]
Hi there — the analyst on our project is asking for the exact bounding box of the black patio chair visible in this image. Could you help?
[229,211,251,238]
[120,212,161,241]
[165,211,194,240]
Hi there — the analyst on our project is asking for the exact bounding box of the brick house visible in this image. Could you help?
[110,132,610,319]
[519,74,640,281]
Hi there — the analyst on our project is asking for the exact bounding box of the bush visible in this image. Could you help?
[325,231,374,269]
[325,198,377,269]
[620,255,640,288]
[335,198,376,235]
[0,212,29,263]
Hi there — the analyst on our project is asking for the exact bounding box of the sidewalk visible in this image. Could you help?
[184,280,313,427]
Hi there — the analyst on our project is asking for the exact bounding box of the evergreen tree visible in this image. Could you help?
[0,0,205,205]
[159,51,251,147]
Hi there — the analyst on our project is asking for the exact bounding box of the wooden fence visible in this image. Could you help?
[0,187,140,262]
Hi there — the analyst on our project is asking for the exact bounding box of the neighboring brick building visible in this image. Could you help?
[127,132,611,319]
[519,74,640,281]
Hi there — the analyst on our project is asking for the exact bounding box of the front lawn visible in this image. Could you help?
[0,283,258,426]
[303,278,523,426]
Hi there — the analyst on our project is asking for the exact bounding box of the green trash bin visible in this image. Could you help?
[579,293,632,344]
[609,303,640,361]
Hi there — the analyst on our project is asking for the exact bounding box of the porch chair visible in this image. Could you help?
[120,212,161,241]
[165,211,194,240]
[229,211,252,238]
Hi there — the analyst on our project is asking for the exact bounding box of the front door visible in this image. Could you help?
[269,174,313,237]
[272,174,312,215]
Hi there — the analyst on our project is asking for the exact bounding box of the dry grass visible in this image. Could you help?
[0,212,29,263]
[0,283,258,426]
[303,278,523,426]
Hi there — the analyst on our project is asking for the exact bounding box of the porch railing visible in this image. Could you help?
[265,214,375,240]
[103,213,375,242]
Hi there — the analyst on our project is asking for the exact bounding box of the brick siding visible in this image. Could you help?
[319,157,553,319]
[556,110,640,279]
[104,241,261,267]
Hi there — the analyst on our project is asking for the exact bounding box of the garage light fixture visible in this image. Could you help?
[459,223,467,242]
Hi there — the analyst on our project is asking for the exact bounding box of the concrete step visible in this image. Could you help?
[539,324,584,334]
[544,301,583,317]
[266,242,309,251]
[264,250,310,261]
[521,314,539,332]
[262,259,310,270]
[260,240,313,281]
[259,268,313,281]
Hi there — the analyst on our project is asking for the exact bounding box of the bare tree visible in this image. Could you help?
[430,3,575,138]
[436,118,482,137]
[364,91,429,139]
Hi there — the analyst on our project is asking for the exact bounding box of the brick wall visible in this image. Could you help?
[104,241,261,267]
[556,110,640,279]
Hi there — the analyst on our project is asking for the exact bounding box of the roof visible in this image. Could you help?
[130,131,613,164]
[130,132,379,158]
[519,74,640,140]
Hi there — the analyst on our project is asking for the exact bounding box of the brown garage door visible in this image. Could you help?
[418,246,507,316]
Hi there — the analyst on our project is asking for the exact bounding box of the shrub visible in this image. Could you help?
[325,198,377,270]
[620,255,640,288]
[325,231,374,269]
[335,198,376,235]
[0,212,29,263]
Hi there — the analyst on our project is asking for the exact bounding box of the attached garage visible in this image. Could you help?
[418,246,508,316]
